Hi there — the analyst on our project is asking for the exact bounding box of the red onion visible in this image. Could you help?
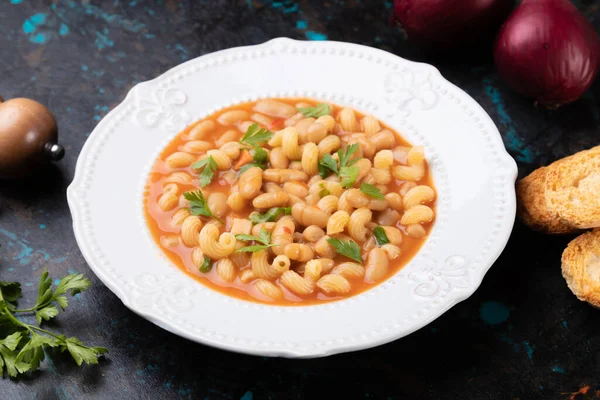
[393,0,516,49]
[494,0,600,108]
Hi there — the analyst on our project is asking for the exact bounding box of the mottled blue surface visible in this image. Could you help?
[1,1,600,399]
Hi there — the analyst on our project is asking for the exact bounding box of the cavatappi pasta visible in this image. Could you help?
[144,98,436,305]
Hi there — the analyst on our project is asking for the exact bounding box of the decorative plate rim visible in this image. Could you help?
[67,37,518,358]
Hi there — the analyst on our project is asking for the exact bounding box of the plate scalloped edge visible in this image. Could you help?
[67,37,518,358]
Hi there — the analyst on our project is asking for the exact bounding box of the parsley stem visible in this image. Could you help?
[28,324,64,340]
[13,307,38,313]
[0,300,27,329]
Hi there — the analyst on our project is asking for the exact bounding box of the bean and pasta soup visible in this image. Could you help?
[144,98,436,305]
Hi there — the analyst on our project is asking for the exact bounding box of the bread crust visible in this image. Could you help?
[517,145,600,233]
[516,166,576,234]
[562,229,600,308]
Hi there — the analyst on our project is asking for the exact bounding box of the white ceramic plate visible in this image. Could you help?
[67,38,518,358]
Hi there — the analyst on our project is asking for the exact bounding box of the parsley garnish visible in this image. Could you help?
[373,226,390,245]
[239,146,269,174]
[235,229,278,252]
[240,123,274,147]
[318,153,338,178]
[191,156,218,187]
[252,146,268,164]
[340,166,359,188]
[249,207,291,224]
[183,190,223,223]
[199,255,212,273]
[318,143,361,187]
[360,183,385,200]
[0,267,106,377]
[338,143,360,168]
[326,238,362,263]
[297,103,331,118]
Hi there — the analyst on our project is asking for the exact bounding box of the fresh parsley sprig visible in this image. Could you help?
[0,268,107,378]
[318,154,338,178]
[318,143,361,188]
[360,183,385,200]
[249,207,291,224]
[338,143,360,168]
[183,190,223,224]
[297,103,331,118]
[240,123,274,147]
[191,156,218,187]
[235,229,278,253]
[340,166,358,188]
[239,147,269,174]
[373,226,390,245]
[326,238,362,263]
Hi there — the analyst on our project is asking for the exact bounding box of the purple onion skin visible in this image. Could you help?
[494,0,600,108]
[393,0,516,49]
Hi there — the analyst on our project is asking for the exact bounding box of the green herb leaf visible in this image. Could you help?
[183,190,223,223]
[235,228,279,252]
[15,332,56,372]
[252,146,268,165]
[297,103,331,118]
[235,229,271,246]
[0,332,22,352]
[35,306,59,325]
[62,337,108,366]
[373,226,390,245]
[337,143,360,168]
[249,207,291,224]
[199,256,212,273]
[235,244,277,253]
[0,282,22,310]
[54,274,91,298]
[340,166,358,188]
[192,156,218,187]
[318,153,338,178]
[360,183,385,200]
[239,146,269,175]
[240,123,274,146]
[0,332,30,377]
[0,262,107,377]
[326,238,362,263]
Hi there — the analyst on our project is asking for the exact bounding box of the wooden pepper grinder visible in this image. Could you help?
[0,96,64,179]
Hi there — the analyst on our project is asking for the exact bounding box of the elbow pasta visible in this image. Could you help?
[158,192,179,211]
[181,216,203,247]
[255,279,284,300]
[348,208,372,242]
[252,251,290,279]
[327,211,350,235]
[301,142,319,176]
[199,224,236,258]
[317,195,339,215]
[216,258,236,282]
[316,274,351,295]
[145,98,436,305]
[281,127,302,160]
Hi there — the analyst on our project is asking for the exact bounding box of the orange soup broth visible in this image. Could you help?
[144,98,436,305]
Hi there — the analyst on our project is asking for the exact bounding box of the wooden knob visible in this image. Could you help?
[0,97,63,179]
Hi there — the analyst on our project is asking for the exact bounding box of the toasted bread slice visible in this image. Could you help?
[516,166,576,234]
[545,146,600,229]
[562,229,600,308]
[517,145,600,233]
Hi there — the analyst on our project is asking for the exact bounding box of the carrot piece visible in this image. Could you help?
[234,149,254,170]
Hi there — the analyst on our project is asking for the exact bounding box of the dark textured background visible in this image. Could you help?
[1,1,600,399]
